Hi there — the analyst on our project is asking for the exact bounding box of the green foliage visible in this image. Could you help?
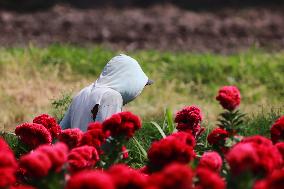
[217,109,246,134]
[239,107,283,137]
[51,92,72,122]
[0,131,29,158]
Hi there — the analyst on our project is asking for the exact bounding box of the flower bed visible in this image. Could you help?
[1,85,284,189]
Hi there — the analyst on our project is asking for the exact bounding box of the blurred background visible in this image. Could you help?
[0,0,284,52]
[0,0,283,130]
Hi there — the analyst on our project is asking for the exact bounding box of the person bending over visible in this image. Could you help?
[60,54,153,131]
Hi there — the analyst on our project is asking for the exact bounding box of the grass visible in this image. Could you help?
[0,44,284,131]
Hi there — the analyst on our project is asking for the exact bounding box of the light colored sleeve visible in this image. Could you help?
[59,104,72,130]
[95,90,123,123]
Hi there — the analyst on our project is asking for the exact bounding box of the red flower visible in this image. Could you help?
[87,122,103,131]
[15,123,52,149]
[10,184,37,189]
[216,86,241,111]
[147,137,196,171]
[37,142,68,172]
[174,106,202,135]
[198,151,223,173]
[121,146,129,159]
[167,131,196,148]
[102,111,142,139]
[195,168,226,189]
[67,145,99,173]
[0,138,17,188]
[253,170,284,189]
[271,116,284,144]
[108,164,148,189]
[65,170,115,189]
[241,135,272,146]
[226,143,259,175]
[0,168,16,188]
[0,138,17,169]
[58,128,83,149]
[33,114,61,139]
[19,151,52,178]
[207,128,228,146]
[275,142,284,161]
[149,163,194,189]
[80,122,106,154]
[226,140,282,176]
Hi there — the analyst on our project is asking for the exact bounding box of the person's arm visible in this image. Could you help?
[59,104,72,130]
[94,90,123,123]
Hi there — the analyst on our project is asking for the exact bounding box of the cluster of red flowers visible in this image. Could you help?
[216,86,241,111]
[58,128,83,149]
[14,114,63,149]
[174,105,203,136]
[65,162,226,189]
[5,93,284,189]
[226,135,282,176]
[198,151,223,173]
[80,122,106,154]
[102,111,142,139]
[147,132,196,171]
[15,123,52,149]
[67,145,100,173]
[19,142,68,178]
[207,128,229,147]
[0,138,17,188]
[270,116,284,144]
[33,114,61,138]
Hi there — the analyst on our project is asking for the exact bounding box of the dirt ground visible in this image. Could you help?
[0,4,284,53]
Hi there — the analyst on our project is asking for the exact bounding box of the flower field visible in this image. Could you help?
[1,85,284,189]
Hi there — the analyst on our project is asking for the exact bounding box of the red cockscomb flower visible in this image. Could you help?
[216,86,241,111]
[19,151,52,178]
[67,145,99,173]
[65,170,115,189]
[195,168,226,189]
[0,168,16,188]
[37,142,68,172]
[271,116,284,144]
[167,131,196,148]
[80,122,106,154]
[58,128,83,149]
[226,143,259,175]
[108,164,148,189]
[207,128,228,146]
[147,137,196,171]
[241,135,272,146]
[33,114,61,139]
[0,138,17,169]
[102,111,142,139]
[149,163,194,189]
[275,142,284,162]
[174,106,202,135]
[253,170,284,189]
[0,138,17,188]
[198,151,223,173]
[121,146,129,159]
[15,123,52,149]
[226,140,282,176]
[10,184,37,189]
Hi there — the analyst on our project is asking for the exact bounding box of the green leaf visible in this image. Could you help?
[151,121,167,138]
[132,137,147,160]
[165,108,175,134]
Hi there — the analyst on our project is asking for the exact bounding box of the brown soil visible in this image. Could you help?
[0,4,284,53]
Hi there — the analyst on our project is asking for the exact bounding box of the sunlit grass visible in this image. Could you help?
[0,45,283,131]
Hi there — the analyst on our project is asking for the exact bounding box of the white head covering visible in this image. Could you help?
[94,54,149,104]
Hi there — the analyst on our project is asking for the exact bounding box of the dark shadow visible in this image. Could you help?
[0,0,284,12]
